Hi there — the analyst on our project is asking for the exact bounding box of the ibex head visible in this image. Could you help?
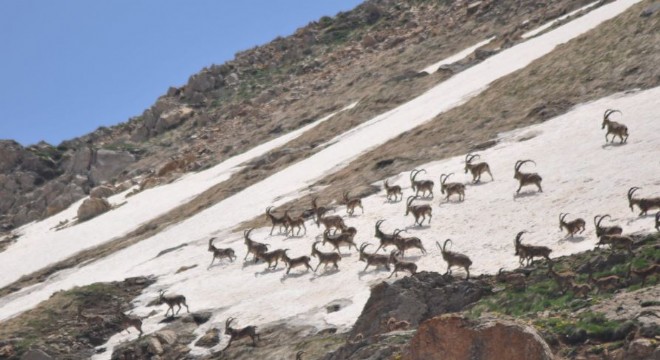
[225,317,235,333]
[243,228,254,243]
[359,243,371,261]
[559,213,569,230]
[514,231,527,255]
[464,153,479,173]
[514,160,536,178]
[602,109,621,129]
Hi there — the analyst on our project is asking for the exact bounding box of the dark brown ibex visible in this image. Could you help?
[115,304,143,337]
[410,169,434,198]
[284,209,306,236]
[208,237,236,268]
[322,228,357,254]
[405,196,432,226]
[311,241,341,272]
[559,213,586,238]
[256,248,289,269]
[159,290,190,317]
[384,317,411,331]
[596,234,633,255]
[547,263,576,294]
[593,215,623,238]
[266,206,288,235]
[224,317,259,349]
[628,187,660,216]
[77,305,104,326]
[627,262,660,287]
[568,280,592,298]
[439,173,465,202]
[393,231,426,257]
[282,250,313,274]
[343,191,364,216]
[496,268,526,290]
[359,243,391,271]
[601,109,628,144]
[513,160,542,194]
[243,228,269,262]
[514,231,552,266]
[388,250,417,278]
[464,153,493,183]
[316,214,346,235]
[374,220,401,253]
[436,239,472,279]
[384,180,402,202]
[588,269,622,294]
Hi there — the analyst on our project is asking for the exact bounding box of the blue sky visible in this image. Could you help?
[0,1,364,146]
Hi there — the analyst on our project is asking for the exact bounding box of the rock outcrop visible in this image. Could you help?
[77,197,112,222]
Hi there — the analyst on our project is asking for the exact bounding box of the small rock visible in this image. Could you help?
[147,337,164,355]
[194,328,220,348]
[77,197,111,222]
[155,330,177,346]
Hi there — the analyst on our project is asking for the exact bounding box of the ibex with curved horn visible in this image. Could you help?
[436,239,472,279]
[208,237,236,268]
[342,191,364,216]
[266,206,288,235]
[464,153,494,183]
[322,228,357,254]
[393,230,426,257]
[359,243,391,271]
[159,290,190,317]
[311,241,341,272]
[224,317,259,349]
[243,228,269,262]
[559,213,586,238]
[514,231,552,266]
[384,180,402,202]
[316,214,346,235]
[374,220,402,253]
[115,303,143,337]
[410,169,434,198]
[440,173,465,202]
[627,187,660,216]
[601,109,628,144]
[513,160,542,194]
[284,209,306,236]
[282,250,313,274]
[596,234,633,255]
[405,196,432,226]
[593,215,623,238]
[311,197,332,222]
[388,250,417,278]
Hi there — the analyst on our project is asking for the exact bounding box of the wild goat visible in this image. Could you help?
[628,187,660,216]
[627,263,660,287]
[439,173,465,202]
[393,231,426,257]
[256,248,289,269]
[514,231,552,266]
[316,214,346,235]
[208,237,236,268]
[601,109,629,144]
[282,250,313,274]
[266,206,288,235]
[388,251,417,278]
[115,304,143,337]
[284,209,306,236]
[243,228,269,262]
[384,179,403,202]
[77,305,104,326]
[568,280,592,298]
[436,239,472,279]
[374,220,402,253]
[593,214,623,238]
[224,317,259,349]
[464,153,494,183]
[359,243,391,271]
[384,317,411,331]
[410,169,434,198]
[496,268,526,290]
[596,234,633,255]
[405,196,432,226]
[513,160,542,194]
[322,228,357,254]
[547,264,576,294]
[343,191,364,216]
[588,270,622,294]
[159,290,190,317]
[311,197,332,221]
[311,241,341,271]
[559,213,586,238]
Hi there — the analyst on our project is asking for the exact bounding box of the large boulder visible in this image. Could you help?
[77,197,111,222]
[407,314,554,360]
[155,106,194,134]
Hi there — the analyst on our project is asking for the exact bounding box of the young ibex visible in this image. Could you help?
[374,220,401,253]
[547,264,576,294]
[359,243,391,271]
[559,213,586,238]
[410,169,434,198]
[568,280,592,298]
[588,270,622,294]
[513,160,542,194]
[384,180,402,202]
[436,239,472,280]
[514,231,552,266]
[464,153,494,183]
[596,234,633,255]
[405,196,432,226]
[343,191,364,216]
[208,237,236,268]
[627,262,660,287]
[496,268,526,290]
[627,187,660,216]
[311,241,341,272]
[311,197,332,222]
[282,250,313,274]
[284,209,306,236]
[266,206,288,235]
[159,290,190,317]
[601,109,629,144]
[439,173,466,202]
[384,317,411,331]
[388,250,417,278]
[115,304,143,337]
[316,214,346,235]
[243,228,269,262]
[256,248,289,269]
[393,231,427,257]
[593,214,623,238]
[77,305,105,326]
[322,228,357,254]
[224,317,259,349]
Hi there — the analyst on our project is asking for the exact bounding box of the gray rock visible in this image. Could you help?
[89,150,135,186]
[90,185,115,199]
[194,328,220,348]
[77,197,111,222]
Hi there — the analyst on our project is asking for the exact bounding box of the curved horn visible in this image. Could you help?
[393,229,404,237]
[375,219,385,231]
[515,159,536,172]
[628,187,639,200]
[312,197,318,208]
[604,109,622,121]
[266,206,274,214]
[560,213,569,222]
[593,215,602,228]
[411,169,425,182]
[208,238,215,247]
[406,196,415,207]
[243,228,253,239]
[515,231,527,245]
[442,239,452,252]
[439,173,447,184]
[225,317,235,328]
[597,214,611,228]
[466,153,479,163]
[410,169,419,181]
[498,267,504,275]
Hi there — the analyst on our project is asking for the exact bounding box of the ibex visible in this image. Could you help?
[208,237,236,268]
[627,262,660,287]
[496,268,526,290]
[596,234,633,255]
[513,160,542,194]
[547,263,576,294]
[256,248,289,269]
[243,228,269,262]
[410,169,434,198]
[374,220,401,253]
[588,269,622,294]
[593,215,623,239]
[266,206,288,235]
[393,231,426,257]
[439,173,465,202]
[316,214,346,235]
[559,213,586,238]
[115,307,143,337]
[388,250,417,278]
[437,240,472,279]
[568,280,592,298]
[284,209,306,236]
[311,241,341,271]
[342,191,364,216]
[384,180,402,202]
[282,250,313,274]
[601,109,629,144]
[77,305,104,326]
[464,153,493,183]
[322,228,357,254]
[159,290,190,317]
[224,317,259,349]
[384,317,411,331]
[514,231,552,266]
[628,187,660,216]
[405,196,432,226]
[359,243,391,271]
[311,197,332,222]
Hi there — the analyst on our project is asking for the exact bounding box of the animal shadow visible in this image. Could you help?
[310,268,340,281]
[513,191,542,200]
